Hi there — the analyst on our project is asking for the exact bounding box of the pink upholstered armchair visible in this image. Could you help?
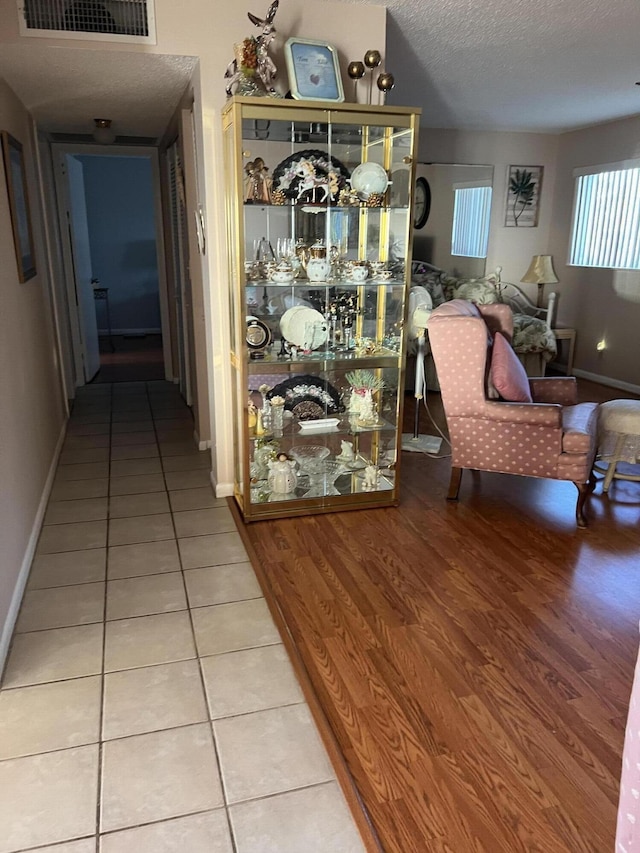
[427,299,599,527]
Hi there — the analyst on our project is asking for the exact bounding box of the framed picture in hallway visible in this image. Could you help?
[1,131,36,282]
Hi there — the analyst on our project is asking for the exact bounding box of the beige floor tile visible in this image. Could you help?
[153,409,190,420]
[109,473,165,496]
[110,457,162,477]
[70,413,111,426]
[184,563,261,608]
[59,447,110,465]
[111,444,159,462]
[201,645,303,719]
[37,521,107,554]
[100,810,232,853]
[162,454,211,473]
[110,431,156,446]
[229,782,365,853]
[0,745,99,853]
[111,420,153,434]
[173,507,236,538]
[100,724,223,833]
[169,487,224,512]
[0,676,101,759]
[45,498,108,525]
[106,573,186,620]
[112,411,152,423]
[102,660,207,740]
[109,491,170,519]
[153,418,194,432]
[108,513,174,547]
[35,840,96,853]
[64,434,111,450]
[28,549,106,590]
[178,532,246,570]
[154,427,194,442]
[165,469,211,491]
[107,540,180,579]
[214,704,333,804]
[50,478,109,501]
[2,624,104,688]
[67,422,111,436]
[55,462,110,482]
[104,611,195,671]
[16,582,105,633]
[191,599,279,657]
[159,442,200,458]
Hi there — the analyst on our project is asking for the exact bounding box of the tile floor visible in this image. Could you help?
[0,381,366,853]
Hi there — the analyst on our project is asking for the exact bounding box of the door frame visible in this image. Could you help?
[51,142,173,387]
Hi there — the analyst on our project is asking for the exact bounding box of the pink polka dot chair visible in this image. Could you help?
[427,299,599,527]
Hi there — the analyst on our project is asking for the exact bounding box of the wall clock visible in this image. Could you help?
[414,176,431,229]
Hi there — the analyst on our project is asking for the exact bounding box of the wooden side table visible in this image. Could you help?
[552,327,576,375]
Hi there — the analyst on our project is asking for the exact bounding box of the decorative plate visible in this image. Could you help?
[280,307,328,349]
[272,149,350,204]
[267,374,344,420]
[349,162,389,198]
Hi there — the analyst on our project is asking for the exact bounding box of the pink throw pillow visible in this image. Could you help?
[490,332,532,403]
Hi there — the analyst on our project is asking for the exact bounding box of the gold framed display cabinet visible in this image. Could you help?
[222,96,420,521]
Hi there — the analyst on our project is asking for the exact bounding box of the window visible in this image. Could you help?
[570,160,640,269]
[451,184,492,258]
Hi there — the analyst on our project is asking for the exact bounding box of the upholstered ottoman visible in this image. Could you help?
[596,399,640,492]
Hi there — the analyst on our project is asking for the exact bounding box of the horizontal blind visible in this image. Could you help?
[570,168,640,269]
[451,186,492,258]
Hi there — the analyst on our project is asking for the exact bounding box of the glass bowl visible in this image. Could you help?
[289,445,331,472]
[302,460,349,497]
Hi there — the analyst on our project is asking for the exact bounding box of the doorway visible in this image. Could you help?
[52,144,173,387]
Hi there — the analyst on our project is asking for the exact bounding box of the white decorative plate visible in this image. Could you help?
[281,307,328,349]
[349,162,389,198]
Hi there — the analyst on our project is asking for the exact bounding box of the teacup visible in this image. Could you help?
[346,261,369,282]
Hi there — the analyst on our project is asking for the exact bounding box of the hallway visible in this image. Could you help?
[0,382,364,853]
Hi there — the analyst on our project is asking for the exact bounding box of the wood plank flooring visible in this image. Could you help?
[238,380,640,852]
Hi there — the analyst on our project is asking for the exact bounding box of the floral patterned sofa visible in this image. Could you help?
[409,261,557,384]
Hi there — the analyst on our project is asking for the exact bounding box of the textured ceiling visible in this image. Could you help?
[0,47,197,140]
[0,0,638,137]
[340,0,640,132]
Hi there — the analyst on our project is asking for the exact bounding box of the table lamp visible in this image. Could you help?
[521,254,558,306]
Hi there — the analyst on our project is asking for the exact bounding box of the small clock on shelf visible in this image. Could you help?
[413,176,431,229]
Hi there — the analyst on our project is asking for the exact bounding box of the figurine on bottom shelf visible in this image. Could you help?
[267,453,298,494]
[362,464,379,491]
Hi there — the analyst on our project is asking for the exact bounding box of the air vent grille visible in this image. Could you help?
[18,0,156,43]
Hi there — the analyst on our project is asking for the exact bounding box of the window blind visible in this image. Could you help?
[570,164,640,269]
[451,185,492,258]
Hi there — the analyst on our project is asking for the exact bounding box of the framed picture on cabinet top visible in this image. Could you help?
[1,131,36,282]
[284,37,345,103]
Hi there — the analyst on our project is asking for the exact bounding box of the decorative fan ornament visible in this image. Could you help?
[271,149,350,204]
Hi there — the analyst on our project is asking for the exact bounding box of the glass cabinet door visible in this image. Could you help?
[222,97,420,520]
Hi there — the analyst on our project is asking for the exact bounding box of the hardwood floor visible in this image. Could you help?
[236,382,640,853]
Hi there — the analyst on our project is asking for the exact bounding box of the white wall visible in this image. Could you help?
[0,79,67,668]
[548,114,640,388]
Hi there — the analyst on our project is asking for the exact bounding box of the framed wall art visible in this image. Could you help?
[505,165,543,228]
[1,131,36,281]
[284,37,344,103]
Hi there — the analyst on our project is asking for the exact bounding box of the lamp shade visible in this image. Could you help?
[521,254,558,285]
[93,118,115,145]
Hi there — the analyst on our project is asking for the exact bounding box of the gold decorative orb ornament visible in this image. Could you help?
[377,71,395,104]
[364,50,382,70]
[348,60,365,79]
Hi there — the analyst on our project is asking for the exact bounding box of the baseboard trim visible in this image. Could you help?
[193,429,211,452]
[0,418,68,676]
[573,368,640,396]
[211,470,234,498]
[97,328,162,336]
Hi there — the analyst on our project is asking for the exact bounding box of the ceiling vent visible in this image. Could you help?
[17,0,156,44]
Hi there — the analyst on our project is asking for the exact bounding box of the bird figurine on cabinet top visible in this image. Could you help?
[225,1,282,98]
